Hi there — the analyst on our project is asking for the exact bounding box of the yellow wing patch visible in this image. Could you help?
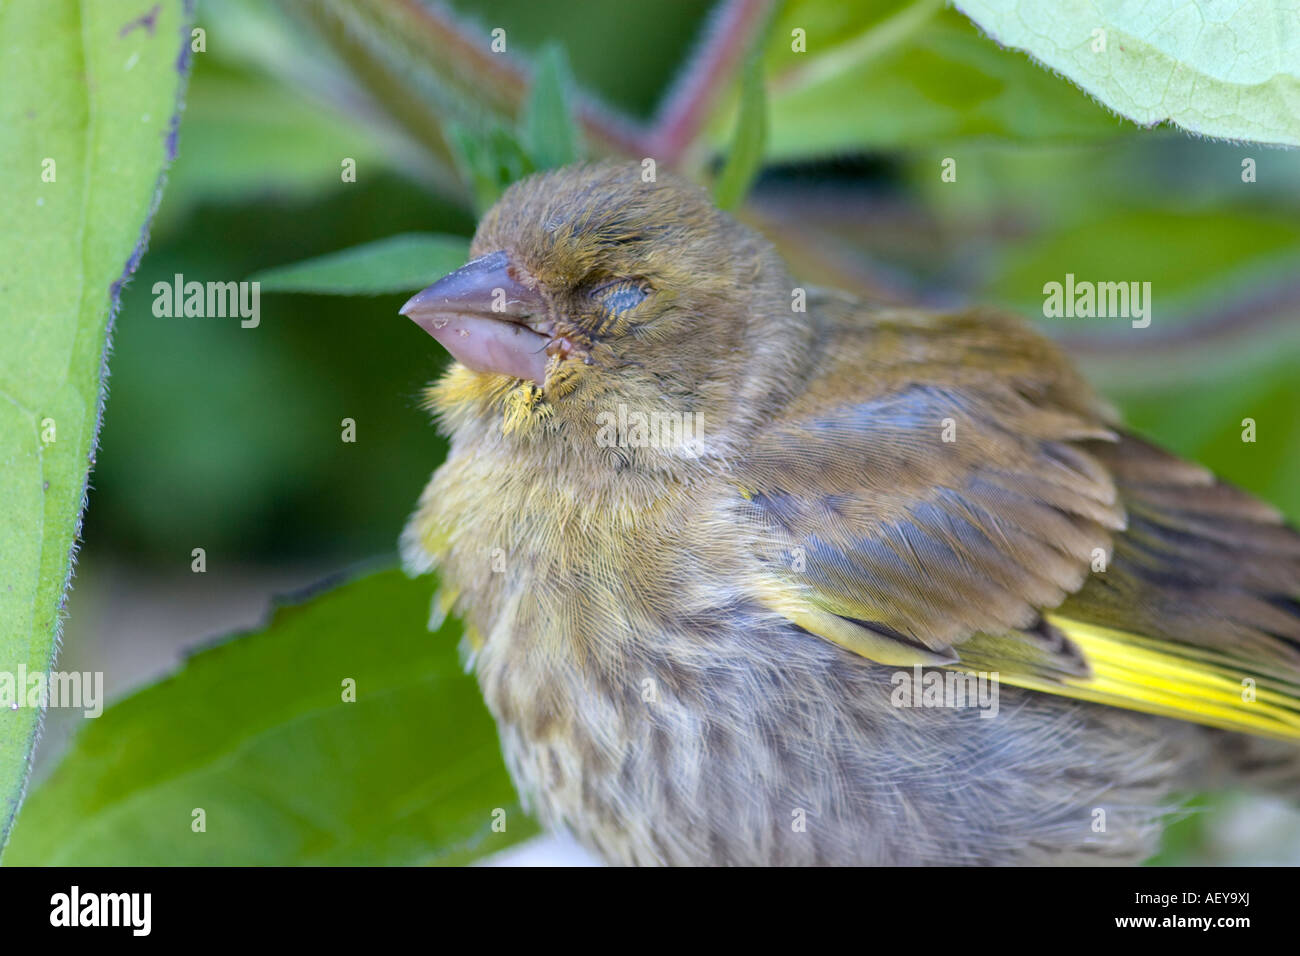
[986,616,1300,743]
[768,582,1300,741]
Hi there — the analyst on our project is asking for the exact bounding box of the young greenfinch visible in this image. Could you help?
[400,161,1300,865]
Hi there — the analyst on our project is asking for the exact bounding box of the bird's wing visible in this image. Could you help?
[736,301,1300,740]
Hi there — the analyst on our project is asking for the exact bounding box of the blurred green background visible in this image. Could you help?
[38,0,1300,863]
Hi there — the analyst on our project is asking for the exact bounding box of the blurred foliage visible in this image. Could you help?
[519,45,582,172]
[435,0,709,121]
[713,44,769,210]
[17,0,1300,865]
[87,173,469,563]
[158,59,393,220]
[447,43,582,212]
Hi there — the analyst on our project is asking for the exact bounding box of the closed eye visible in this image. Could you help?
[595,281,648,315]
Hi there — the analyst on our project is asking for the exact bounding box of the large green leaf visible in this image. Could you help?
[739,0,1126,158]
[251,233,471,295]
[5,568,536,865]
[957,0,1300,147]
[0,0,191,850]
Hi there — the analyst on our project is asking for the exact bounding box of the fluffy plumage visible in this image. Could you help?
[402,161,1300,865]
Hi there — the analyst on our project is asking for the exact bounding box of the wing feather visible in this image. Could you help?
[738,301,1300,740]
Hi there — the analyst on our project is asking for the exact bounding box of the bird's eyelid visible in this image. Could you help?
[588,276,650,296]
[588,278,651,316]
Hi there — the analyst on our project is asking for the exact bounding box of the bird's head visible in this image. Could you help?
[402,161,810,474]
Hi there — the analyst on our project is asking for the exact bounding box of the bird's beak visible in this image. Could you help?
[400,250,551,385]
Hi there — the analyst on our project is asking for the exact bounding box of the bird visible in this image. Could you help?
[398,160,1300,865]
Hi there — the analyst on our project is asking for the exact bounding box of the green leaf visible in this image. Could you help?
[5,568,538,865]
[956,0,1300,147]
[521,44,581,171]
[0,0,190,850]
[713,50,768,211]
[448,123,535,213]
[251,233,471,295]
[742,0,1126,159]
